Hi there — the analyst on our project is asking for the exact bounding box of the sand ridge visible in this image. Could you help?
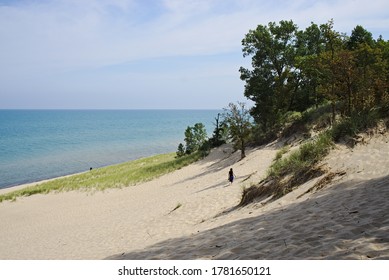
[0,134,388,260]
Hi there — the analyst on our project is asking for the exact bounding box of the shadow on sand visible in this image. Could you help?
[106,175,389,260]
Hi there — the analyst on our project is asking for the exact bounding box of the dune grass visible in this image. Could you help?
[268,131,333,179]
[240,130,334,206]
[0,152,202,203]
[240,104,389,206]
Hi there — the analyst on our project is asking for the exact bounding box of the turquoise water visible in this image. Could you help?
[0,110,220,189]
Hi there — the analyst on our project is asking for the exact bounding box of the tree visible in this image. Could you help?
[176,143,185,158]
[241,20,324,133]
[295,22,326,108]
[192,123,207,149]
[223,102,252,159]
[209,113,227,147]
[316,20,345,120]
[240,19,389,140]
[184,123,207,154]
[331,49,358,115]
[353,35,388,109]
[315,22,388,116]
[347,25,374,50]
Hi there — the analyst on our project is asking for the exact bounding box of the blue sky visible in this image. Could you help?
[1,0,389,109]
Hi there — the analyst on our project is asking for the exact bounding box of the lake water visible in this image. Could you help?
[0,110,220,189]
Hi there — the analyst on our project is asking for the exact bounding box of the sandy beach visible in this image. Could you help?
[0,133,389,260]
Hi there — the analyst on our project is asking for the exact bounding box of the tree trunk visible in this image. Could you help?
[240,140,246,159]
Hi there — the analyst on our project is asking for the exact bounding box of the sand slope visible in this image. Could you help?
[1,134,389,260]
[0,145,275,259]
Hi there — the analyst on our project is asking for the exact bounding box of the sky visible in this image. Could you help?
[1,0,389,109]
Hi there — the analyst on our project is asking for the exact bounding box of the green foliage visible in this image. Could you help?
[0,152,202,203]
[347,25,374,50]
[184,123,207,155]
[240,128,333,206]
[284,111,303,123]
[241,19,389,137]
[301,131,333,161]
[269,131,333,179]
[241,102,389,206]
[176,143,185,158]
[300,102,333,127]
[239,19,389,206]
[331,107,387,142]
[331,118,356,141]
[223,102,252,159]
[240,20,320,132]
[269,103,386,188]
[209,113,227,148]
[199,140,211,157]
[274,145,290,162]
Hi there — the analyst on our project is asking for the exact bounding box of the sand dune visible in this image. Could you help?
[0,134,388,260]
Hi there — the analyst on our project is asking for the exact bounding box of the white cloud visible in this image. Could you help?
[2,0,388,71]
[0,0,388,108]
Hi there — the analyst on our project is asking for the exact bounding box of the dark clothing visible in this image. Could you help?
[228,169,234,183]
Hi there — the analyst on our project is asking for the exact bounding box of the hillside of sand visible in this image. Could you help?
[0,132,388,260]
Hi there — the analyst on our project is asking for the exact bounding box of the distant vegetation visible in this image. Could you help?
[176,123,209,157]
[176,103,253,160]
[176,114,229,158]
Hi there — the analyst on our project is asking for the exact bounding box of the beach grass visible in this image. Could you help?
[268,130,333,179]
[240,104,389,206]
[0,152,202,203]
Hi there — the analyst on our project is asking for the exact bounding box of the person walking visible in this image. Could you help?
[228,168,235,184]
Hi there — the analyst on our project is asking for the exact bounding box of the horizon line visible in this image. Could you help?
[0,108,223,111]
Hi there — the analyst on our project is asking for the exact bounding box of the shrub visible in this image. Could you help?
[331,118,356,142]
[246,130,334,205]
[199,140,211,157]
[176,143,185,158]
[331,107,385,142]
[284,111,303,123]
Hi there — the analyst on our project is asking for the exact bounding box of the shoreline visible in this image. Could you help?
[0,154,161,195]
[1,135,389,259]
[0,151,198,201]
[0,150,178,195]
[0,109,220,195]
[0,171,88,195]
